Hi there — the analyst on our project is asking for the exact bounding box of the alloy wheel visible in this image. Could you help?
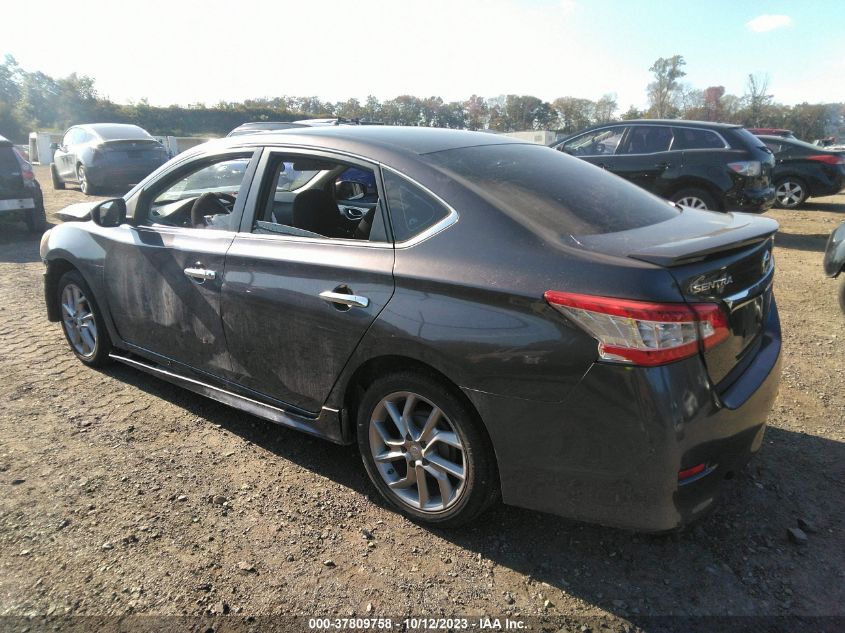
[61,283,98,358]
[776,180,804,208]
[77,166,88,194]
[675,196,709,209]
[369,391,467,513]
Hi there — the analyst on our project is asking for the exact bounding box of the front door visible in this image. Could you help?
[104,150,260,377]
[221,149,395,413]
[57,128,78,179]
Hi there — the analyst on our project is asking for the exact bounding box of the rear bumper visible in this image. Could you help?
[464,298,782,532]
[726,185,775,213]
[0,197,36,214]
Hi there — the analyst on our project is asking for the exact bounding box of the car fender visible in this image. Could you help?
[41,222,124,346]
[823,221,845,277]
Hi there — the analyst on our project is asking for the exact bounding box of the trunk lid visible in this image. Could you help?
[575,208,778,388]
[100,139,166,161]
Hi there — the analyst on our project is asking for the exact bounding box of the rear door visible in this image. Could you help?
[612,125,678,196]
[104,149,260,376]
[221,148,395,414]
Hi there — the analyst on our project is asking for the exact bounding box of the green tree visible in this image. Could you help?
[647,55,686,118]
[742,73,773,127]
[553,97,594,132]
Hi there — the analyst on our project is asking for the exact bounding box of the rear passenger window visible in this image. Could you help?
[672,128,726,150]
[383,170,451,243]
[620,126,673,154]
[252,155,386,243]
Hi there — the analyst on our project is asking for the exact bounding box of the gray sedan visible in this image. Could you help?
[50,123,168,195]
[41,126,781,531]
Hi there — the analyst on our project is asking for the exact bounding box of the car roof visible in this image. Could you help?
[211,125,525,158]
[232,121,307,130]
[78,123,153,138]
[618,119,742,130]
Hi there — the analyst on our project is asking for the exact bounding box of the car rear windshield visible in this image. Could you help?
[93,125,153,140]
[425,143,678,236]
[0,146,19,174]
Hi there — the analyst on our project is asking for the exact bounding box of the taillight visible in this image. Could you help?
[727,160,762,177]
[544,291,730,367]
[12,148,34,181]
[807,154,845,165]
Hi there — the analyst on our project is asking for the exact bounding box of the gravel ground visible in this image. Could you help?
[0,166,843,631]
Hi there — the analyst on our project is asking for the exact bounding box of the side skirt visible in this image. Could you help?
[108,353,347,444]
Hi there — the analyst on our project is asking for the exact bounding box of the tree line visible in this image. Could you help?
[0,53,841,143]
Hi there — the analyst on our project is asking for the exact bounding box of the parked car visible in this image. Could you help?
[552,120,776,212]
[50,123,168,195]
[756,135,845,209]
[41,126,781,531]
[747,128,795,139]
[824,221,845,312]
[0,134,46,232]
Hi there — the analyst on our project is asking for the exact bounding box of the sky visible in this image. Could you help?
[3,0,845,109]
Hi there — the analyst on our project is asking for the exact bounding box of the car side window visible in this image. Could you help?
[383,170,451,243]
[560,127,625,157]
[63,129,79,146]
[671,128,727,150]
[252,155,387,243]
[763,141,783,155]
[143,155,252,230]
[620,126,674,154]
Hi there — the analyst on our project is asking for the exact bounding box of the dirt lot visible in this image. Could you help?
[0,165,843,631]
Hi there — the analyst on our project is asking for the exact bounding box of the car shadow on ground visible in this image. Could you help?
[774,231,831,252]
[0,222,55,263]
[102,361,845,620]
[801,201,845,214]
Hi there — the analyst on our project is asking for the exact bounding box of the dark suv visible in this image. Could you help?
[553,120,776,212]
[0,135,47,233]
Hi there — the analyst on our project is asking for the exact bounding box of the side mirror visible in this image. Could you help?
[336,180,366,200]
[91,198,126,227]
[50,143,61,151]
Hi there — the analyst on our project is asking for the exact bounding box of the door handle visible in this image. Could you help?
[655,162,671,169]
[183,267,216,281]
[319,290,369,309]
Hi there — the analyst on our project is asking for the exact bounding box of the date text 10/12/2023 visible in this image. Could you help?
[308,617,526,630]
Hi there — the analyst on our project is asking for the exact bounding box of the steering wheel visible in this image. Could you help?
[593,142,606,154]
[190,192,236,227]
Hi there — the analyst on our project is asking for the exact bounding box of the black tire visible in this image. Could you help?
[838,278,845,315]
[357,370,498,527]
[50,163,65,190]
[25,201,47,234]
[669,187,719,211]
[57,270,112,367]
[774,177,808,209]
[25,187,46,234]
[77,165,97,195]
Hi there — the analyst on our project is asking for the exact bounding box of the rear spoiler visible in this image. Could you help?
[628,214,779,267]
[100,138,162,146]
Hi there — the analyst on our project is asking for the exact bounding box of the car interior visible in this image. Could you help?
[145,155,384,241]
[252,157,382,241]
